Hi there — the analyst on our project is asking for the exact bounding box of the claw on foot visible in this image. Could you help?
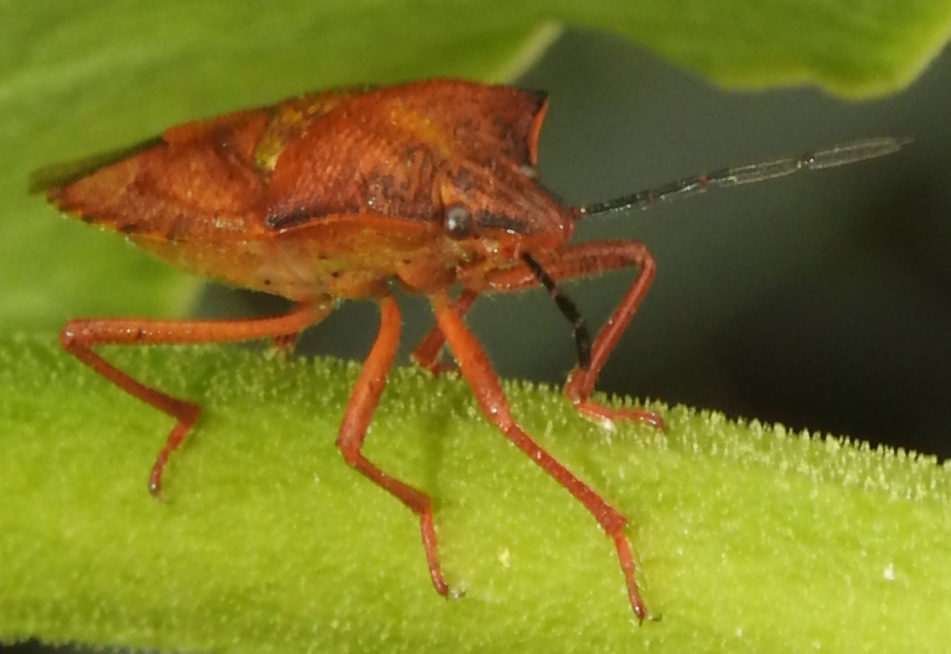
[575,400,666,432]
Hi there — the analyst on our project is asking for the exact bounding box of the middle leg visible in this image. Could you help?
[411,289,479,374]
[336,294,448,595]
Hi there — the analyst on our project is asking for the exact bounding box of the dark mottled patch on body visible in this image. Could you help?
[265,207,313,230]
[474,209,525,234]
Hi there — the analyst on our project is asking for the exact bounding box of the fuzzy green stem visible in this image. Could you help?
[1,337,949,653]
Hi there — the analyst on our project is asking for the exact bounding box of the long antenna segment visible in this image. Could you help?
[578,137,910,218]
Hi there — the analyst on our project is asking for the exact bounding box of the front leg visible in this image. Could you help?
[472,241,664,430]
[429,289,648,620]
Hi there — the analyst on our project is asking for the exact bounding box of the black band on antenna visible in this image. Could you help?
[522,252,591,371]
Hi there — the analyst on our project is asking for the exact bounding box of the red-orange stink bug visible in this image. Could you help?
[31,79,905,620]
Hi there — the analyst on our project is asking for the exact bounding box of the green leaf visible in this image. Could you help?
[2,338,950,652]
[2,0,951,329]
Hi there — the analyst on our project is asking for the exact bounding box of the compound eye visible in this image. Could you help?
[445,204,473,239]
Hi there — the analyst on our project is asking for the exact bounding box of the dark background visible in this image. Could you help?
[6,26,950,654]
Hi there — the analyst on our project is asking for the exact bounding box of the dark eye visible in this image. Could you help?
[445,204,472,239]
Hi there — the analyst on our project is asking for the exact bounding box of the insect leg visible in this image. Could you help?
[60,301,330,496]
[430,289,647,621]
[473,241,663,430]
[270,331,301,353]
[411,289,478,373]
[336,294,449,596]
[558,242,661,430]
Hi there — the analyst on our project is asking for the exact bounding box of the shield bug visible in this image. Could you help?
[31,79,905,620]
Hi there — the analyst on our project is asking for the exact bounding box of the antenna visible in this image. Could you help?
[578,137,910,219]
[521,253,591,371]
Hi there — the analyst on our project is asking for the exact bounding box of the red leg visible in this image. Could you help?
[465,241,664,430]
[60,301,330,496]
[335,295,449,596]
[411,289,478,374]
[270,331,301,353]
[430,290,647,621]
